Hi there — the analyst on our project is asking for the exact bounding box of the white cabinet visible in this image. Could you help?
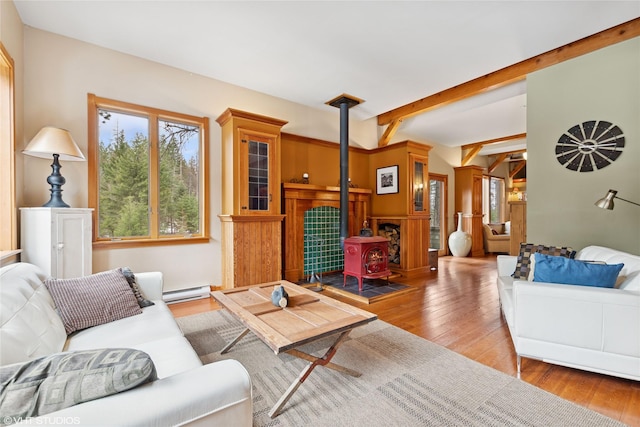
[20,208,92,279]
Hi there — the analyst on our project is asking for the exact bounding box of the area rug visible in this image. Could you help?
[176,310,623,427]
[297,272,414,304]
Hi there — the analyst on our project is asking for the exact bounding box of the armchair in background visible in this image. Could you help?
[483,222,510,254]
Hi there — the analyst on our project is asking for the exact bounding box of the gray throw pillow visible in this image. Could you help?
[0,348,156,422]
[45,269,142,335]
[119,267,155,308]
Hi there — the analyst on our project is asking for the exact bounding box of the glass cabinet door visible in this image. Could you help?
[240,130,277,214]
[410,154,429,215]
[248,139,269,211]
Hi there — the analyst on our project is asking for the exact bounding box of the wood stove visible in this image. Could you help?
[343,236,391,292]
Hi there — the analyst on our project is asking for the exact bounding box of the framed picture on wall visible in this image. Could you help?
[376,165,399,194]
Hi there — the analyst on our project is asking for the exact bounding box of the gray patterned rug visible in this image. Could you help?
[177,310,623,427]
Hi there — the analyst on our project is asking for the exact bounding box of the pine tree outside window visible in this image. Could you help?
[88,94,209,246]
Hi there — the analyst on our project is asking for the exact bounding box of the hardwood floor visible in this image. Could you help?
[169,255,640,426]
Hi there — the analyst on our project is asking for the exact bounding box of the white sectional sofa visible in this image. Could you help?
[496,245,640,381]
[0,262,253,426]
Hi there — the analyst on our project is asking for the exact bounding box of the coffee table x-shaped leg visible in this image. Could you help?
[221,328,361,418]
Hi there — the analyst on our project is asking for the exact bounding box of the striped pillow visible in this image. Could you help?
[45,269,142,335]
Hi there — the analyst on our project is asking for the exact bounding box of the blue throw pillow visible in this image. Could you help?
[532,253,624,288]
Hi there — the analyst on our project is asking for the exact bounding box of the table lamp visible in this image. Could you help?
[22,126,85,208]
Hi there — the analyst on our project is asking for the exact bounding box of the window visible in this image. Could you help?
[0,43,16,254]
[482,176,505,224]
[88,94,209,246]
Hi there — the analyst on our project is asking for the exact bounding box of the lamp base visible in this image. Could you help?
[43,153,70,208]
[43,196,70,208]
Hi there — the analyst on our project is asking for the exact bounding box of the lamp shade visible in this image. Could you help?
[594,189,617,210]
[23,126,85,161]
[595,189,640,210]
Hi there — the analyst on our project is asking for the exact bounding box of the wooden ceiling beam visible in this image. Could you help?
[509,161,526,178]
[501,148,527,156]
[460,133,526,151]
[378,118,403,147]
[377,18,640,126]
[461,145,484,166]
[460,133,526,166]
[488,153,508,174]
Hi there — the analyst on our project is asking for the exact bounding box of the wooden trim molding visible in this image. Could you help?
[0,42,16,252]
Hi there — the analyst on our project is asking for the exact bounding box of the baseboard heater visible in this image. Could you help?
[162,285,210,304]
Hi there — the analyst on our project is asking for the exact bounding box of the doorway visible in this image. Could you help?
[429,173,448,257]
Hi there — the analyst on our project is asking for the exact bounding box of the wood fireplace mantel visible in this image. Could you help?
[282,183,372,282]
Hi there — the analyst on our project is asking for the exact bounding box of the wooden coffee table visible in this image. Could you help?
[211,280,377,418]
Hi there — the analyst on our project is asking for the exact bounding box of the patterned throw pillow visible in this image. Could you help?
[0,348,156,421]
[119,267,155,308]
[45,269,142,335]
[512,243,576,279]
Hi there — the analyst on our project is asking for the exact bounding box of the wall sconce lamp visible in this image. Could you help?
[22,126,85,208]
[594,189,640,210]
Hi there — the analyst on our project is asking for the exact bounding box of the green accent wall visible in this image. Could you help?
[527,37,640,254]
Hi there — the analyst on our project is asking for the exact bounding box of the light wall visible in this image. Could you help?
[527,37,640,254]
[18,28,383,291]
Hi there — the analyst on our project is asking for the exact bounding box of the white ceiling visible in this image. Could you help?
[13,1,640,153]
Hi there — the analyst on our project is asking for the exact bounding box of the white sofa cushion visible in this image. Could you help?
[577,245,640,290]
[65,303,202,379]
[65,303,181,349]
[0,264,66,365]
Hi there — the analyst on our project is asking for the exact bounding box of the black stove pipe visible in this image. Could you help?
[339,100,349,249]
[326,94,362,249]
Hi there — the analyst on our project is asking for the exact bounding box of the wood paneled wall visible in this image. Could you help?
[281,133,371,189]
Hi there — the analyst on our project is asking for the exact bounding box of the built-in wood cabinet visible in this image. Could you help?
[367,141,434,276]
[216,109,287,288]
[454,165,485,257]
[369,216,432,278]
[509,201,527,256]
[217,109,287,216]
[20,207,92,279]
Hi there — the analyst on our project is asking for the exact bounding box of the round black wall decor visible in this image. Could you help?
[555,120,624,172]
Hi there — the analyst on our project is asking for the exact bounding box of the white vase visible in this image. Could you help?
[449,212,472,257]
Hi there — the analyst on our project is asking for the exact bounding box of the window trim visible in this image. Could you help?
[88,93,210,247]
[0,42,17,255]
